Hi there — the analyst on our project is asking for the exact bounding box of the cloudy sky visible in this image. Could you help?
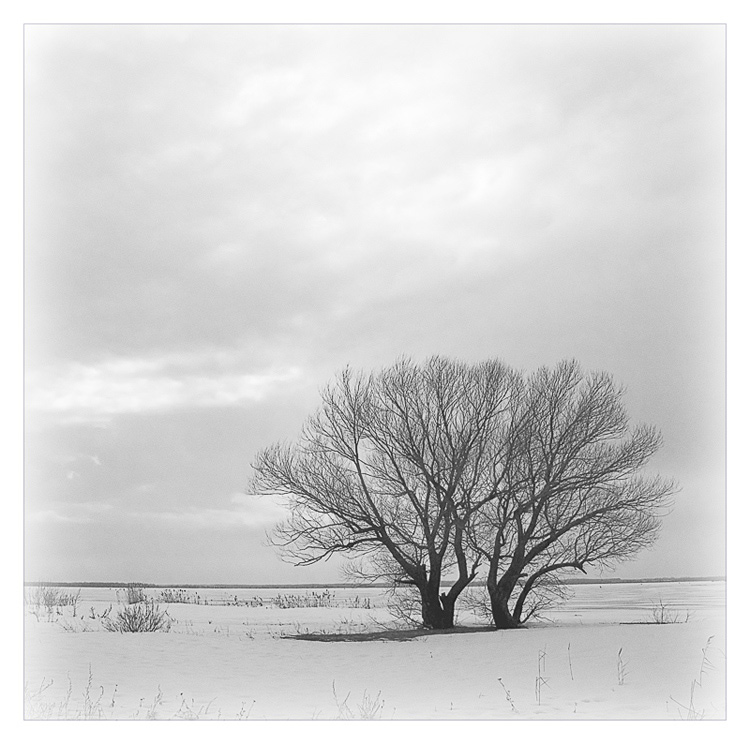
[24,24,725,584]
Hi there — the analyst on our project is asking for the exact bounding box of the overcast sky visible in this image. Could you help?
[24,24,725,584]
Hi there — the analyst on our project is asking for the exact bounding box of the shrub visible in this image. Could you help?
[124,584,147,604]
[26,584,81,619]
[102,601,172,633]
[26,584,80,609]
[651,599,691,624]
[384,587,423,628]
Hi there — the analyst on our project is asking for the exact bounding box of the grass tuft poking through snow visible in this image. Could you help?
[535,647,550,705]
[668,636,722,720]
[497,678,518,714]
[616,648,629,686]
[332,681,386,720]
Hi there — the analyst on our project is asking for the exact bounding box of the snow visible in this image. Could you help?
[24,581,725,720]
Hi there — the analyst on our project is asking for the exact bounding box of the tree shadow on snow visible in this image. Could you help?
[283,626,497,643]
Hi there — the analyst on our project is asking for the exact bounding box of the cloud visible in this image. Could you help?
[27,492,285,532]
[27,353,302,420]
[229,492,289,523]
[27,501,114,525]
[130,492,286,531]
[24,25,722,372]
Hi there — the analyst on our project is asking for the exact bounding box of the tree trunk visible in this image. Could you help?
[512,577,535,624]
[487,582,525,630]
[439,592,457,628]
[419,585,456,629]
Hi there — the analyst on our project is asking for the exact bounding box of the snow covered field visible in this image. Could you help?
[24,581,725,720]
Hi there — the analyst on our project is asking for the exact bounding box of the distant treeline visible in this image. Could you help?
[24,576,725,589]
[559,576,725,585]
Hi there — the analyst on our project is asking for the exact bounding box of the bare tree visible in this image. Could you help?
[250,356,519,629]
[251,357,673,630]
[473,360,675,629]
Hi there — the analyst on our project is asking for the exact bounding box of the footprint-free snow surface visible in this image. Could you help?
[24,580,725,720]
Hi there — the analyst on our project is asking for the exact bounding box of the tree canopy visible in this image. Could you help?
[250,356,674,629]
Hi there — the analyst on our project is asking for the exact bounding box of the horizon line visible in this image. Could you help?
[23,575,726,589]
